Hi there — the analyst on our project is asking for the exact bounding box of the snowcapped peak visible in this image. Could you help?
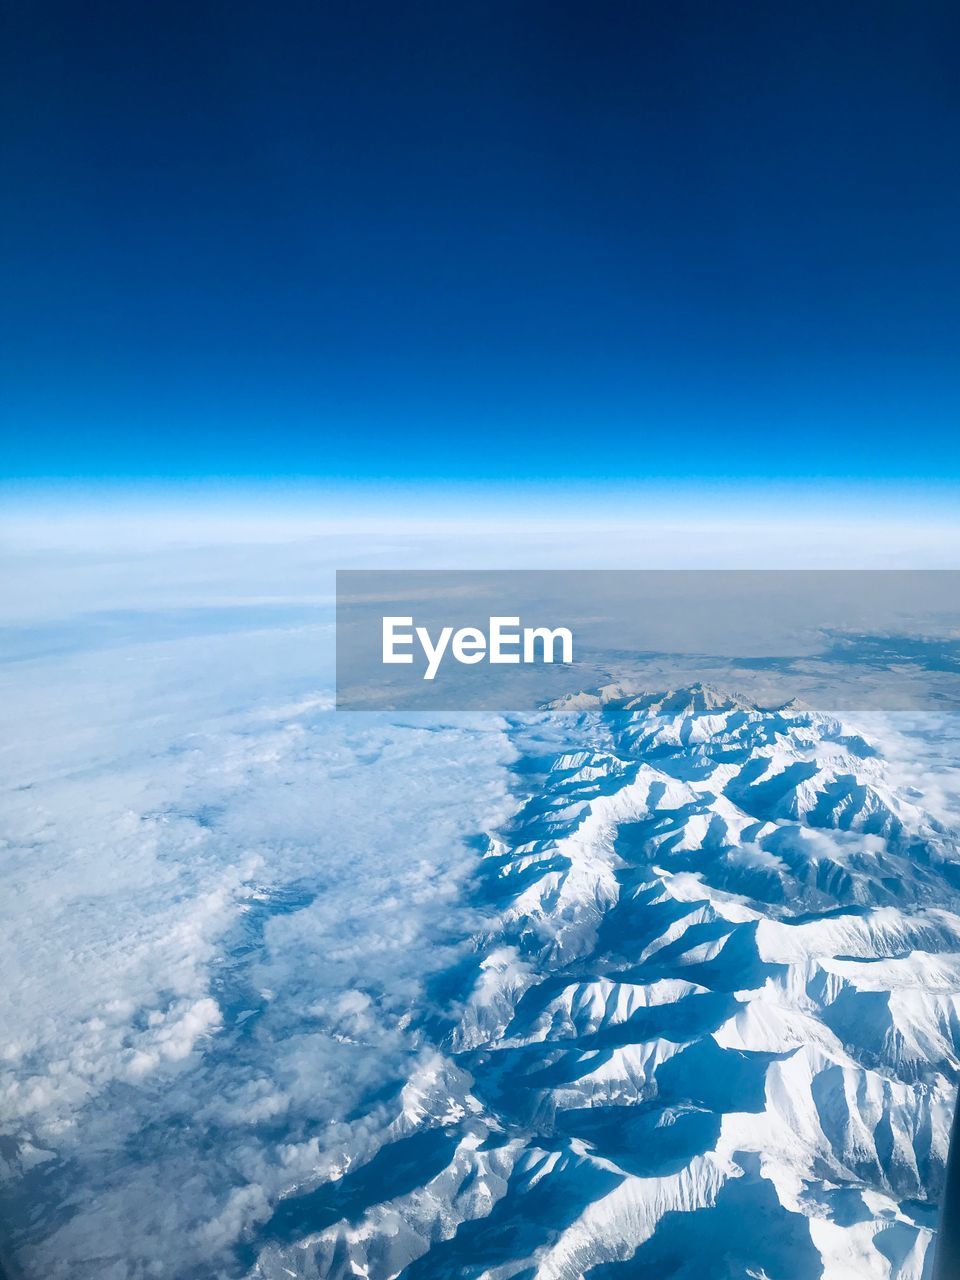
[614,681,749,719]
[254,688,960,1280]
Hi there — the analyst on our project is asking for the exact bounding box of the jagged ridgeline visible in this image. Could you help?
[254,685,960,1280]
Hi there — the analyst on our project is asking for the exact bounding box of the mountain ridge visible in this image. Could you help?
[253,685,960,1280]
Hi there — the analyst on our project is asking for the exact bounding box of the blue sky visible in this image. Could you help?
[2,0,959,491]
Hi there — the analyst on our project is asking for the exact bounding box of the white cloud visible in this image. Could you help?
[1,514,959,1277]
[0,537,518,1276]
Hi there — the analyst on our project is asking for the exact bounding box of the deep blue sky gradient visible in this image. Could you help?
[2,0,959,484]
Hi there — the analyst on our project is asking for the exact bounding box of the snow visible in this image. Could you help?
[253,685,960,1280]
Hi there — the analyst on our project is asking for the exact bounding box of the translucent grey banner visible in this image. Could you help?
[336,570,960,712]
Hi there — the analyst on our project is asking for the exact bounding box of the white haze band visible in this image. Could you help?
[382,615,574,681]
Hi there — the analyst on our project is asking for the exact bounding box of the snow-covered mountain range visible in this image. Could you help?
[253,684,960,1280]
